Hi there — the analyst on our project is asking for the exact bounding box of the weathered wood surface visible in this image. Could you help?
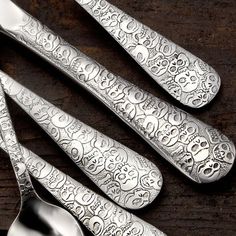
[0,0,236,235]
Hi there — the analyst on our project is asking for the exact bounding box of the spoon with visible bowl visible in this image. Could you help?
[0,84,84,236]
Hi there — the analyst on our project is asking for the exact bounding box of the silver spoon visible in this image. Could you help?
[0,83,84,236]
[75,0,221,108]
[0,70,163,210]
[0,138,166,236]
[0,0,235,183]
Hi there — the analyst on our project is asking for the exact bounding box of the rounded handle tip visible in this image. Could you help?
[196,139,235,184]
[178,65,221,109]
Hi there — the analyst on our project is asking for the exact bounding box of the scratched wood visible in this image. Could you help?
[0,0,236,235]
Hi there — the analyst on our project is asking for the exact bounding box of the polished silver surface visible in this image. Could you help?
[0,0,221,109]
[0,70,163,210]
[0,83,84,236]
[0,1,235,183]
[75,0,221,108]
[0,138,166,236]
[0,0,25,31]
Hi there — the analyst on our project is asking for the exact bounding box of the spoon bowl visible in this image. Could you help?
[0,83,84,236]
[8,195,84,236]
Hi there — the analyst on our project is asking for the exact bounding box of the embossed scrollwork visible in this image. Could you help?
[20,145,167,235]
[76,0,221,108]
[2,3,234,183]
[0,71,163,208]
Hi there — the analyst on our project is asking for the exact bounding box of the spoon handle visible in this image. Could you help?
[0,84,34,200]
[75,0,221,108]
[0,138,166,236]
[1,1,235,183]
[0,71,163,210]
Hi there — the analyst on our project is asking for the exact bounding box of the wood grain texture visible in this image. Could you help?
[0,0,236,235]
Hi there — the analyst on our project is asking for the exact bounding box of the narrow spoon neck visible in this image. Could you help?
[0,84,35,200]
[21,190,38,205]
[16,172,36,201]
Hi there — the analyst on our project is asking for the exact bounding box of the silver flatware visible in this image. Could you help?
[0,137,166,236]
[0,1,235,183]
[0,70,163,210]
[0,83,84,236]
[75,0,221,108]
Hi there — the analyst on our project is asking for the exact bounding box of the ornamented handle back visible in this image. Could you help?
[0,71,163,210]
[0,139,166,236]
[75,0,221,108]
[0,84,34,200]
[0,1,235,183]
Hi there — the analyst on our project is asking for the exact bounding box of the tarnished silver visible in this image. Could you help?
[0,1,235,183]
[0,70,163,210]
[75,0,221,108]
[0,140,166,236]
[0,84,84,236]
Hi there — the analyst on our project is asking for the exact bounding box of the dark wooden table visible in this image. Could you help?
[0,0,236,235]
